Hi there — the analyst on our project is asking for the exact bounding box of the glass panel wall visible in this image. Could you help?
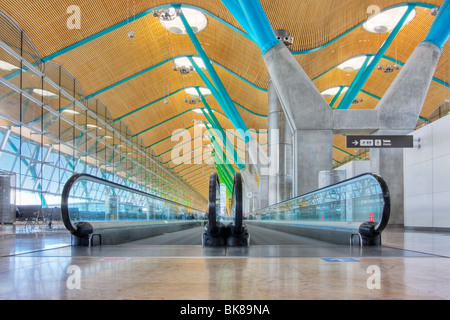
[0,11,206,212]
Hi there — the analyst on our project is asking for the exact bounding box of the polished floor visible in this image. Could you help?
[1,221,450,300]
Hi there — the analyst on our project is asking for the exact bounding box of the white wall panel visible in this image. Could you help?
[403,115,450,229]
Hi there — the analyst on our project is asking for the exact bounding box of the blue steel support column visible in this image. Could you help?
[176,5,249,143]
[195,87,245,170]
[179,6,263,197]
[337,5,415,110]
[221,0,334,195]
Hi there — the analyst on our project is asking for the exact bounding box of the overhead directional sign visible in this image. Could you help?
[346,135,413,148]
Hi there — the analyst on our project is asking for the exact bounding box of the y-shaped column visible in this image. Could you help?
[371,0,450,225]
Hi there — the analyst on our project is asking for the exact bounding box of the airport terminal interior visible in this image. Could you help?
[1,0,450,301]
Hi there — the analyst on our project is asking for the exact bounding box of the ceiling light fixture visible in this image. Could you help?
[173,56,206,74]
[363,6,416,34]
[154,8,207,34]
[377,63,400,73]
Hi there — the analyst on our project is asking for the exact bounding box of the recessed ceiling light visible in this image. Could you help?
[321,86,349,97]
[33,89,58,98]
[363,6,416,34]
[159,8,207,34]
[0,60,20,72]
[337,56,374,72]
[185,87,211,97]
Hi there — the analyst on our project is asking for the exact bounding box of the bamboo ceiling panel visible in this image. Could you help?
[1,0,449,200]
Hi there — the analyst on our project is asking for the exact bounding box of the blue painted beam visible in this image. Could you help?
[329,86,345,108]
[336,4,416,110]
[423,0,450,49]
[201,109,238,177]
[86,54,267,99]
[336,55,371,109]
[177,5,251,143]
[196,87,245,170]
[220,0,279,55]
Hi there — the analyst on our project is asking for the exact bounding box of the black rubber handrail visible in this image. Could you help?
[231,173,243,232]
[61,173,204,235]
[207,172,220,234]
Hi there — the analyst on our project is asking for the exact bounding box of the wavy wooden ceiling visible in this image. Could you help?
[1,0,449,199]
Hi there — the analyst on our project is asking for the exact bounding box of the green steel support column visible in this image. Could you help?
[337,4,415,110]
[214,156,233,193]
[207,127,236,179]
[196,86,245,170]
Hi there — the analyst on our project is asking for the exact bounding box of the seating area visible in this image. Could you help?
[15,205,62,227]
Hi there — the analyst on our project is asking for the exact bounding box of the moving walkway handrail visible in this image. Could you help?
[61,173,203,236]
[250,173,390,235]
[207,172,221,234]
[231,173,243,232]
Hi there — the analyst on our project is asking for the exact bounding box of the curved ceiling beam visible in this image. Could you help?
[40,3,250,64]
[312,53,450,89]
[41,2,443,99]
[291,2,437,54]
[117,86,266,138]
[86,54,267,100]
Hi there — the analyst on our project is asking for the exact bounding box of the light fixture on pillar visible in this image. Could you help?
[363,6,416,33]
[430,7,439,16]
[154,8,207,34]
[274,29,293,49]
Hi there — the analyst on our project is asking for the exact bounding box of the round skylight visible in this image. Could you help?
[174,56,206,70]
[185,87,211,97]
[363,6,416,34]
[321,86,349,97]
[337,56,374,72]
[159,8,208,34]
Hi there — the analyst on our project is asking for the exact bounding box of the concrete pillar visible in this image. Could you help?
[263,38,334,197]
[372,42,443,226]
[318,170,346,189]
[292,130,333,195]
